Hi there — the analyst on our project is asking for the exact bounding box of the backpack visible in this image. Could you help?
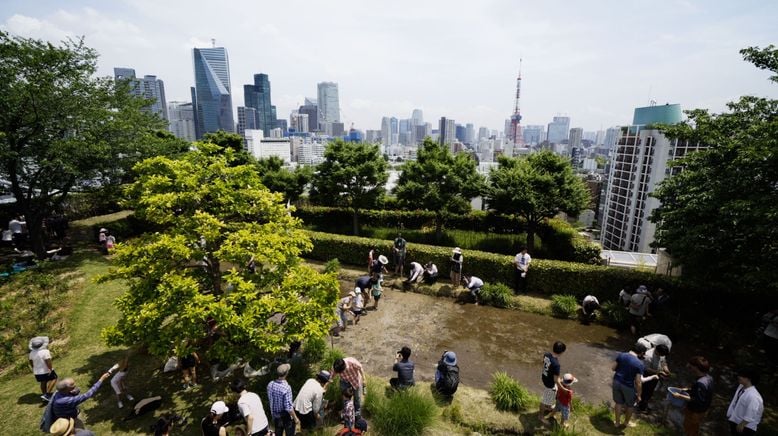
[436,364,460,396]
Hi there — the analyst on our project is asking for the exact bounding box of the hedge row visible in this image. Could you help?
[305,231,680,303]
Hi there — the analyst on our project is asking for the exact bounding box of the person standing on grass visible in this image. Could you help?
[52,372,112,420]
[638,343,671,412]
[671,355,714,436]
[611,343,646,429]
[179,351,200,390]
[726,368,763,435]
[332,357,366,416]
[513,247,531,293]
[450,247,463,286]
[392,233,407,276]
[231,378,270,436]
[390,346,415,389]
[110,356,134,409]
[267,363,300,436]
[294,371,331,432]
[539,341,566,424]
[29,336,57,402]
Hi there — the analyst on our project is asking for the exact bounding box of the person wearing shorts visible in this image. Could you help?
[371,280,383,310]
[611,343,646,428]
[179,351,200,390]
[28,337,57,402]
[110,357,134,408]
[539,341,566,423]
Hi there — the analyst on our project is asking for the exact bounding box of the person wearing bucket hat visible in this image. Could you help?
[552,373,578,428]
[201,401,229,436]
[29,336,57,402]
[450,247,463,286]
[435,351,460,397]
[267,363,300,436]
[294,370,331,430]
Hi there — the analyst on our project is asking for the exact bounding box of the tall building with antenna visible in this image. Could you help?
[509,60,524,147]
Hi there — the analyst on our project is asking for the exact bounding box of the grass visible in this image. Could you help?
[479,283,514,308]
[489,371,534,412]
[550,294,579,319]
[363,377,438,436]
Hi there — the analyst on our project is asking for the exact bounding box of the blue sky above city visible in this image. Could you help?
[1,0,776,132]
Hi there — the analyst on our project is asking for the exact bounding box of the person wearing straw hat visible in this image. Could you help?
[29,336,57,402]
[554,373,578,428]
[370,254,389,281]
[450,247,463,286]
[49,417,94,436]
[201,401,229,436]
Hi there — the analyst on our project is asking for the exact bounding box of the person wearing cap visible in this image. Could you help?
[637,333,672,353]
[462,275,484,305]
[726,367,763,435]
[49,417,94,436]
[434,351,460,397]
[267,363,300,436]
[52,371,112,420]
[231,378,270,436]
[553,373,578,428]
[513,247,531,293]
[334,292,354,336]
[29,336,57,402]
[332,357,367,416]
[390,346,415,389]
[611,343,646,429]
[670,355,714,436]
[370,254,389,281]
[450,247,463,286]
[540,341,567,424]
[201,401,230,436]
[294,371,331,431]
[392,233,407,276]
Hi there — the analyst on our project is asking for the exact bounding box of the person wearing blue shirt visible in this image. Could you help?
[611,343,646,429]
[52,372,111,419]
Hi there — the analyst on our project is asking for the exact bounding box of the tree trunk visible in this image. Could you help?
[352,209,360,236]
[27,214,47,259]
[210,257,222,295]
[435,213,443,242]
[526,221,536,253]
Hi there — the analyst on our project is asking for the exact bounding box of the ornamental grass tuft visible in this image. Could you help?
[550,294,578,318]
[489,371,534,412]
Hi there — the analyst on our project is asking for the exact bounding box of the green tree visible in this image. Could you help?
[394,138,484,240]
[102,143,339,362]
[486,151,590,252]
[202,130,253,165]
[650,45,778,294]
[310,139,388,235]
[0,32,179,257]
[255,156,313,203]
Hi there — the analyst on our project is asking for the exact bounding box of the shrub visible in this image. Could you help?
[480,283,514,308]
[321,347,345,370]
[301,336,327,364]
[550,294,579,319]
[599,301,628,328]
[323,258,340,274]
[365,384,438,436]
[489,371,534,412]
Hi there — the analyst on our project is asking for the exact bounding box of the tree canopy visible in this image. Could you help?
[650,45,778,294]
[486,151,590,251]
[309,139,388,235]
[256,156,313,203]
[394,139,484,239]
[102,143,339,362]
[0,32,184,256]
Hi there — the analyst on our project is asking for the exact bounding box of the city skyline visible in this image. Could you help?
[1,0,776,132]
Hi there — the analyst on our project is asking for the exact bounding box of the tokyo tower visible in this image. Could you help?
[510,59,524,146]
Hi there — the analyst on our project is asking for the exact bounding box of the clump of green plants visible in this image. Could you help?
[323,258,340,274]
[480,283,514,308]
[550,294,578,319]
[489,371,534,412]
[364,384,438,436]
[321,347,345,370]
[301,336,327,364]
[599,301,628,328]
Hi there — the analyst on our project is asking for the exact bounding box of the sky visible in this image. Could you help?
[1,0,776,133]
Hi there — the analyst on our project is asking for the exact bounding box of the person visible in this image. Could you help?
[294,371,331,432]
[423,262,438,284]
[434,351,460,397]
[267,363,300,436]
[406,261,423,284]
[450,248,463,286]
[105,232,116,250]
[52,372,112,420]
[49,417,94,436]
[180,351,200,390]
[231,378,270,436]
[366,247,377,274]
[670,356,714,436]
[355,275,373,294]
[390,346,415,389]
[539,341,566,424]
[371,279,383,310]
[628,287,653,335]
[581,295,600,321]
[29,336,57,402]
[760,308,778,359]
[333,357,366,416]
[513,247,531,293]
[638,343,671,412]
[110,357,134,408]
[726,367,763,435]
[637,333,672,352]
[462,275,484,305]
[611,343,646,429]
[619,288,632,307]
[650,288,670,314]
[98,228,108,254]
[341,386,356,431]
[153,415,175,436]
[392,233,407,276]
[334,291,355,336]
[553,373,577,429]
[9,215,26,247]
[201,401,230,436]
[370,255,389,281]
[351,289,364,326]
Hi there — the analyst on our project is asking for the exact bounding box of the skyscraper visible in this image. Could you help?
[522,125,545,145]
[381,117,392,148]
[299,102,320,132]
[192,47,234,137]
[114,68,167,120]
[465,124,475,145]
[547,116,570,144]
[237,106,258,140]
[439,117,456,149]
[244,74,275,135]
[569,127,583,148]
[603,126,621,149]
[167,101,196,142]
[317,82,340,126]
[411,109,424,126]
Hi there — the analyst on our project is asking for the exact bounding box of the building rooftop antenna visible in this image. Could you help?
[211,38,216,48]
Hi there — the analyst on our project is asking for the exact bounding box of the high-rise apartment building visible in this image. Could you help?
[547,116,571,144]
[601,104,706,253]
[244,74,276,135]
[439,117,456,149]
[290,111,309,133]
[478,127,490,141]
[465,124,475,145]
[192,47,234,137]
[317,82,340,126]
[167,101,196,142]
[603,127,621,149]
[522,125,545,145]
[237,106,258,140]
[114,68,168,120]
[411,109,424,126]
[569,127,583,148]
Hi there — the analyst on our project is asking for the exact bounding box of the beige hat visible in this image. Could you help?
[453,247,462,254]
[211,400,229,415]
[277,363,291,376]
[50,418,74,436]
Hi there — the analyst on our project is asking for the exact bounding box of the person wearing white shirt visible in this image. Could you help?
[637,333,673,352]
[407,262,423,283]
[513,248,531,293]
[294,371,331,430]
[28,336,57,402]
[462,275,484,305]
[582,295,600,319]
[726,368,763,435]
[231,379,269,436]
[423,262,438,284]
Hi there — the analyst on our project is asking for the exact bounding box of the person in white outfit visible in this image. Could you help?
[110,357,134,408]
[726,367,763,435]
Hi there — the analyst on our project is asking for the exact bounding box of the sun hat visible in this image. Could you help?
[378,255,388,265]
[276,363,291,376]
[452,247,462,254]
[354,287,362,294]
[210,400,229,415]
[348,290,356,297]
[562,373,578,385]
[443,351,458,366]
[317,370,331,382]
[50,418,74,436]
[29,336,49,351]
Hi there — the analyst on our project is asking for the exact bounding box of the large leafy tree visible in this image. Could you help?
[650,45,778,294]
[102,143,338,362]
[486,151,590,252]
[256,156,313,203]
[310,139,388,235]
[394,138,484,240]
[0,32,182,257]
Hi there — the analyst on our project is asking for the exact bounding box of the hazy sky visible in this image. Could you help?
[2,0,776,132]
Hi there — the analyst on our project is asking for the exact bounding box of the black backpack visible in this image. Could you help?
[436,363,460,396]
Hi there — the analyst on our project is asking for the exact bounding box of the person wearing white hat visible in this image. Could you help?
[450,248,463,286]
[553,373,578,428]
[29,336,57,402]
[334,291,355,336]
[370,255,389,281]
[201,401,229,436]
[351,288,365,325]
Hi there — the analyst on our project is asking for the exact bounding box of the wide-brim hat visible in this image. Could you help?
[50,418,74,436]
[348,291,356,297]
[29,336,49,351]
[443,351,457,366]
[562,373,578,385]
[210,400,229,415]
[378,255,388,265]
[452,247,462,254]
